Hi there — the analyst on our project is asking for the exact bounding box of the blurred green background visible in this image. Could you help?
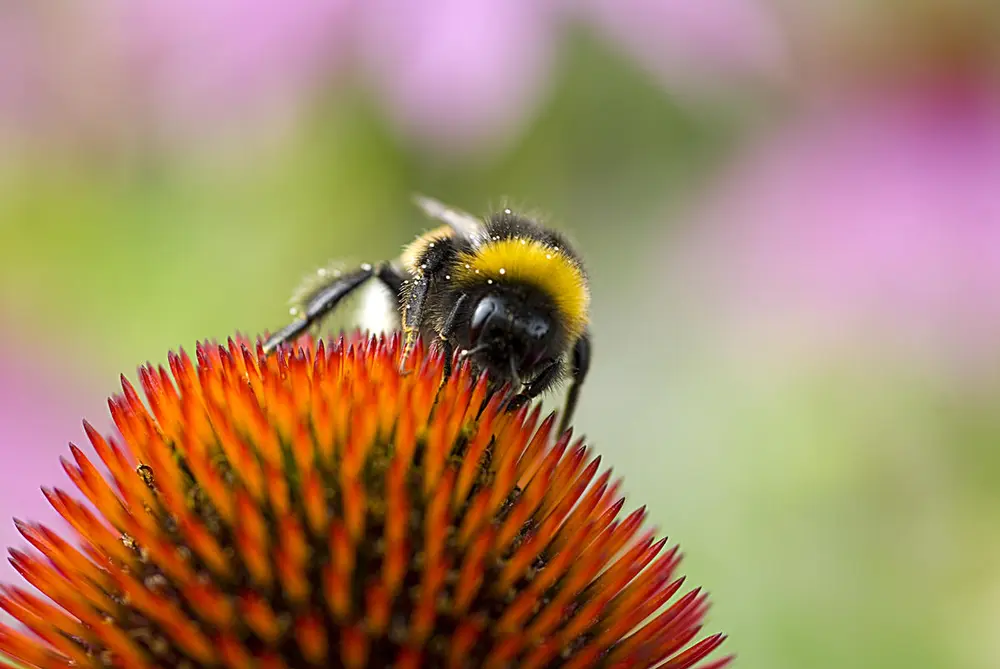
[3,1,1000,668]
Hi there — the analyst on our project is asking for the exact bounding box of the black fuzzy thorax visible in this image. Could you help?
[401,211,575,394]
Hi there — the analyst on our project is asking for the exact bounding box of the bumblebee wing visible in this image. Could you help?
[411,193,484,247]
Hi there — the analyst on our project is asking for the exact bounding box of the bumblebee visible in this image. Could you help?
[263,196,591,432]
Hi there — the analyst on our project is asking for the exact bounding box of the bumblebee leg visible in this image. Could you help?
[375,263,407,303]
[558,331,591,434]
[263,264,375,354]
[398,238,457,371]
[398,276,427,372]
[506,359,562,413]
[437,292,469,382]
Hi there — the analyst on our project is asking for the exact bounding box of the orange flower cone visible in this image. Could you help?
[0,332,730,669]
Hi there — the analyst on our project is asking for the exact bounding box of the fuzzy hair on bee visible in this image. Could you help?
[263,195,592,432]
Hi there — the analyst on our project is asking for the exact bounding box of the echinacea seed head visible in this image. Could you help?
[0,331,730,669]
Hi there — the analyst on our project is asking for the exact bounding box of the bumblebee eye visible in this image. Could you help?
[470,295,502,343]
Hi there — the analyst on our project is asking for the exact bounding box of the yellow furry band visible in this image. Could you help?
[453,238,590,340]
[400,225,454,274]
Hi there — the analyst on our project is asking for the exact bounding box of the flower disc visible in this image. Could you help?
[0,332,730,669]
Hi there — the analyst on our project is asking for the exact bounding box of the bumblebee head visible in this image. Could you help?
[458,287,563,384]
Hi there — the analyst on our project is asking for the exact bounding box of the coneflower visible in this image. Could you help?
[0,332,730,669]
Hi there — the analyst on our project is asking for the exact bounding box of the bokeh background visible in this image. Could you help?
[3,1,1000,667]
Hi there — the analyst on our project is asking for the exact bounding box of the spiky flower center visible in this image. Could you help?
[0,333,729,669]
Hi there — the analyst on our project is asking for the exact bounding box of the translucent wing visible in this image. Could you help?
[411,193,484,247]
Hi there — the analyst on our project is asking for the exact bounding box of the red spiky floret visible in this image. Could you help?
[0,332,731,669]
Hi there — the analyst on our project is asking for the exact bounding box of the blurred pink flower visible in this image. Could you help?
[356,0,559,154]
[667,83,1000,374]
[0,340,109,587]
[353,0,785,152]
[0,0,783,155]
[120,0,354,143]
[0,5,116,146]
[576,0,786,99]
[0,6,39,132]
